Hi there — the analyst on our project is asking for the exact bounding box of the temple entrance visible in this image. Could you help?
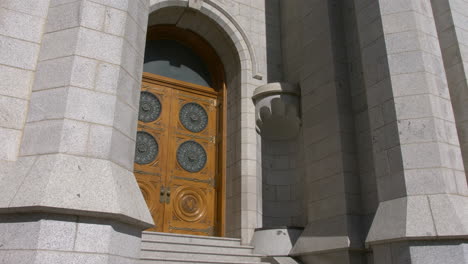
[134,26,226,236]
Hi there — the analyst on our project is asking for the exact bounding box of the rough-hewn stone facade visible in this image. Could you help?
[0,0,467,263]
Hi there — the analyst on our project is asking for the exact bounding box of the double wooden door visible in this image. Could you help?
[134,75,220,236]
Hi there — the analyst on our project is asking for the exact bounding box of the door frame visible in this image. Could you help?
[143,25,227,236]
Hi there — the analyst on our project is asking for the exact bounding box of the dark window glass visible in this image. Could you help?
[143,39,212,87]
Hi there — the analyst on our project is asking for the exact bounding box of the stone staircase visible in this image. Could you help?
[139,231,267,264]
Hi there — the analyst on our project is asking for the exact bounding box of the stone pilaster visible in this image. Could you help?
[289,1,364,263]
[0,0,51,161]
[353,0,468,263]
[431,0,468,180]
[0,0,152,263]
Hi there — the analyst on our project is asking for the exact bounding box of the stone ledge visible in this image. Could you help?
[252,227,303,256]
[289,215,363,256]
[366,194,468,246]
[0,153,153,228]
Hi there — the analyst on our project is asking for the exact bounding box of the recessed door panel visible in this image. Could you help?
[134,76,220,236]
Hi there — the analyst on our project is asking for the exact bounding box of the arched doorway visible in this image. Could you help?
[134,26,226,236]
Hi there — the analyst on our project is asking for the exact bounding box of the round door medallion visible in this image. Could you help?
[138,91,161,122]
[173,186,207,222]
[179,103,208,133]
[176,141,207,172]
[135,131,158,164]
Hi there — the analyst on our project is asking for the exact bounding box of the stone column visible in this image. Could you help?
[353,0,468,263]
[289,1,364,263]
[431,0,468,180]
[0,0,153,263]
[0,0,50,161]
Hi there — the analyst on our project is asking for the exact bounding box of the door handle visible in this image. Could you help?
[165,187,171,204]
[160,186,166,203]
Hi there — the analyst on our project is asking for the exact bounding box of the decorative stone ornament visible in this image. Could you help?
[252,82,301,140]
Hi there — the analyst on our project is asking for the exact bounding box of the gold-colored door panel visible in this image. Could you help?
[134,76,220,236]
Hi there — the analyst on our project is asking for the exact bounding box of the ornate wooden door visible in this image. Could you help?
[134,75,220,236]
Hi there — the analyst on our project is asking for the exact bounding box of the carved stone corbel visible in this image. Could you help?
[252,82,301,140]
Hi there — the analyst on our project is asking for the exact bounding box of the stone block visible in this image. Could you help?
[70,56,98,90]
[123,12,146,54]
[290,215,362,256]
[241,192,258,212]
[108,221,142,258]
[0,214,42,250]
[34,251,109,264]
[397,118,439,145]
[0,127,21,161]
[59,119,90,155]
[428,194,468,236]
[27,88,67,122]
[0,247,36,264]
[393,94,433,120]
[0,0,50,18]
[74,218,114,254]
[357,14,384,48]
[0,8,45,43]
[104,6,127,36]
[366,196,436,244]
[252,227,302,256]
[382,11,435,36]
[65,87,116,126]
[81,0,106,31]
[0,95,28,130]
[88,124,113,159]
[408,240,468,264]
[379,0,413,16]
[121,40,143,80]
[39,28,80,61]
[95,63,121,94]
[439,143,465,171]
[76,28,123,65]
[36,215,78,250]
[0,156,36,203]
[110,128,135,170]
[404,168,457,195]
[116,68,140,109]
[0,65,33,99]
[242,176,258,194]
[241,143,256,160]
[0,35,39,70]
[33,57,74,91]
[0,214,77,251]
[21,118,89,156]
[20,120,63,156]
[7,154,153,227]
[46,1,80,33]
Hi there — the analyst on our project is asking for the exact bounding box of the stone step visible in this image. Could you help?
[140,249,263,263]
[139,259,271,264]
[141,240,255,255]
[142,231,243,247]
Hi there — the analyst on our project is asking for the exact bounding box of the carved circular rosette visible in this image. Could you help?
[139,91,161,122]
[176,141,207,173]
[179,102,208,133]
[173,186,207,222]
[134,131,159,164]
